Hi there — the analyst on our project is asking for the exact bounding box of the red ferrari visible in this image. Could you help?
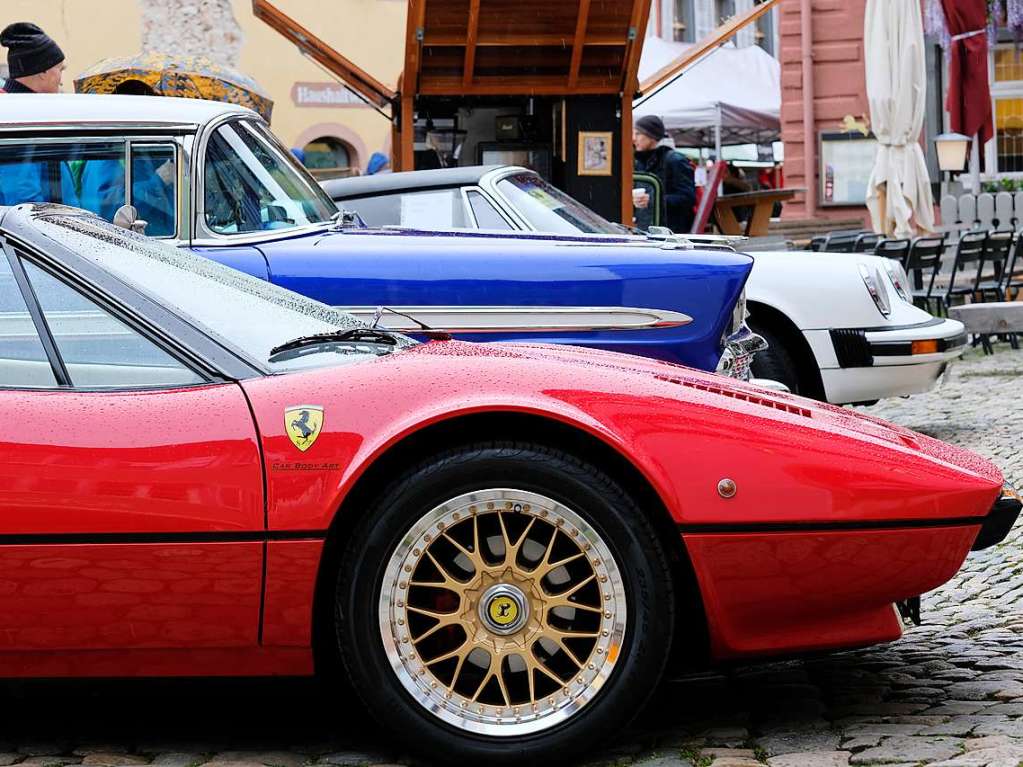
[0,205,1018,764]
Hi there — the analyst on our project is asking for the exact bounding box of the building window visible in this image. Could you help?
[995,97,1023,173]
[994,47,1023,83]
[673,0,695,42]
[990,46,1023,174]
[302,136,352,179]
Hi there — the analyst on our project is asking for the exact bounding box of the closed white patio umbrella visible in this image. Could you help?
[864,0,934,238]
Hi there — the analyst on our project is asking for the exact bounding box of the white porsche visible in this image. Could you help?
[326,165,967,405]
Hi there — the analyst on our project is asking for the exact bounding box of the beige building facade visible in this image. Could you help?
[1,0,407,174]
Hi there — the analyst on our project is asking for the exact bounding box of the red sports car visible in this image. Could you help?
[0,204,1018,764]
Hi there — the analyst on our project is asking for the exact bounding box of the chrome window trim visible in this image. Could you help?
[0,136,129,146]
[125,140,181,240]
[177,134,194,245]
[457,186,477,227]
[0,122,200,134]
[333,305,693,333]
[479,167,536,231]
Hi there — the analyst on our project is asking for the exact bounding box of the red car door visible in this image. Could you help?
[0,251,264,653]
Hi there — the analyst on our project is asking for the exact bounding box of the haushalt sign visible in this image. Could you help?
[291,82,369,108]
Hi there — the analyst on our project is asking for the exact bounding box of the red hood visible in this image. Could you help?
[411,340,1002,485]
[242,339,1003,531]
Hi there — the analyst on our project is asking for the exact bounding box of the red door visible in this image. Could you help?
[0,253,264,653]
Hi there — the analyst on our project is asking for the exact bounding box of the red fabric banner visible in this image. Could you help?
[941,0,993,144]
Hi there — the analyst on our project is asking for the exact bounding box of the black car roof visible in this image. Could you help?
[324,165,509,199]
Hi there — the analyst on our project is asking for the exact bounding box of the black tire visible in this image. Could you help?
[335,442,674,766]
[749,322,802,395]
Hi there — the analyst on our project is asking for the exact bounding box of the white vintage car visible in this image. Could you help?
[326,166,967,405]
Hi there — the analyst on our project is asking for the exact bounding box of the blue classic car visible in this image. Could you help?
[0,95,756,375]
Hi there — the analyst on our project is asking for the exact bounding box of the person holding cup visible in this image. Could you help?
[633,115,695,234]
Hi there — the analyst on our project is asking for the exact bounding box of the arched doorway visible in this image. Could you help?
[302,136,354,179]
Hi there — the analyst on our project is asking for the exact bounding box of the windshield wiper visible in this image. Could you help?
[269,327,400,358]
[371,306,452,340]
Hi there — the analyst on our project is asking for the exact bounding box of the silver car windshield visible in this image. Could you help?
[32,212,415,372]
[496,173,629,235]
[203,119,338,235]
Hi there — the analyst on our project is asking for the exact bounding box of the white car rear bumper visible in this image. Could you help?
[805,317,967,404]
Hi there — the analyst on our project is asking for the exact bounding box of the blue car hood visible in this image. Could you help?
[247,227,754,372]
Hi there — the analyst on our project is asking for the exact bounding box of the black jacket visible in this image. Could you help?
[635,145,696,234]
[0,77,35,93]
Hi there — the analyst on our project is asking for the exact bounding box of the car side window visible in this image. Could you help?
[130,144,177,238]
[466,190,513,230]
[202,121,335,235]
[0,252,58,388]
[0,140,179,238]
[343,190,468,230]
[339,195,400,228]
[21,260,204,389]
[0,141,125,220]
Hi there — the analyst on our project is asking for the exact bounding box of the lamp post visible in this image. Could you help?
[934,132,971,197]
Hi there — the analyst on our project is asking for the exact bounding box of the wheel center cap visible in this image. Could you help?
[479,584,529,635]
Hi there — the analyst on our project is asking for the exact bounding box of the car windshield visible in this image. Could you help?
[30,211,415,372]
[203,119,338,235]
[496,173,629,235]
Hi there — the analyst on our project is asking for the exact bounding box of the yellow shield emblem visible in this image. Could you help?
[284,405,324,452]
[488,596,518,627]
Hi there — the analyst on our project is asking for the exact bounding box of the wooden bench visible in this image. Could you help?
[713,188,801,237]
[948,302,1023,334]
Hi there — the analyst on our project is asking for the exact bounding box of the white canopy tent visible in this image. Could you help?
[635,37,781,158]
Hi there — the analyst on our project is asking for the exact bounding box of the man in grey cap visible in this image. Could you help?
[0,22,66,93]
[633,114,696,234]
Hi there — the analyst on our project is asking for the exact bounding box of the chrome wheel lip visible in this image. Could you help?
[378,488,628,738]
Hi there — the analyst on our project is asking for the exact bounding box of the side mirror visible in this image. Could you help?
[113,205,149,235]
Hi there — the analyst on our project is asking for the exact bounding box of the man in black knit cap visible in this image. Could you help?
[0,23,67,206]
[1,22,66,94]
[633,114,696,234]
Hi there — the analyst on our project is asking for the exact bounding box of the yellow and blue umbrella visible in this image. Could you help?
[74,53,273,121]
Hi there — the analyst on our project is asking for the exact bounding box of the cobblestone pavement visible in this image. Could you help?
[0,348,1020,767]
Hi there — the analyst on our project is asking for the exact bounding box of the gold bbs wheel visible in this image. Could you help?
[379,488,627,737]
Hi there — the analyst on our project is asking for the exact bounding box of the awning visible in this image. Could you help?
[634,37,780,148]
[404,0,651,96]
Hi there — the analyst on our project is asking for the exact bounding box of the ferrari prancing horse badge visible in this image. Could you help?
[284,405,324,452]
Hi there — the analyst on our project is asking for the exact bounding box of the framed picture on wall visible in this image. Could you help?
[578,131,613,176]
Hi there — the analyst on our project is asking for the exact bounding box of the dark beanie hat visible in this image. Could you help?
[635,114,667,141]
[1,22,65,79]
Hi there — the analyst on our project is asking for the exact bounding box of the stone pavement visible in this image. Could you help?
[0,347,1019,767]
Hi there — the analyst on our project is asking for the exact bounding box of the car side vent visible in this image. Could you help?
[656,376,813,418]
[830,329,873,368]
